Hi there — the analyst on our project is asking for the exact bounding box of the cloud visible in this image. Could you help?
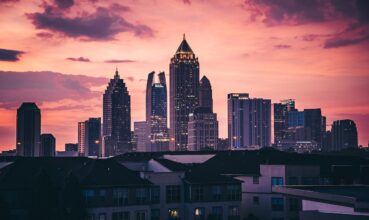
[324,35,369,48]
[104,59,135,63]
[27,3,154,41]
[66,56,91,62]
[0,71,108,109]
[126,76,135,82]
[0,48,24,61]
[36,32,54,39]
[54,0,74,9]
[274,44,291,49]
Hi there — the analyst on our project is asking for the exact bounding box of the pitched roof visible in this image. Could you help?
[176,35,193,53]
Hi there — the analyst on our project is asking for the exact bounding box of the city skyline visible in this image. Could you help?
[1,0,369,151]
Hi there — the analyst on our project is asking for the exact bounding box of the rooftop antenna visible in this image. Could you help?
[183,33,186,40]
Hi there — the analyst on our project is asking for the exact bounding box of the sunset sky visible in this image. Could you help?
[0,0,369,151]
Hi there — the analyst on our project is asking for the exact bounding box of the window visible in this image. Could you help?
[194,207,205,220]
[253,196,259,205]
[301,177,319,185]
[98,190,106,203]
[193,185,204,202]
[228,206,240,220]
[168,208,180,220]
[151,186,160,204]
[271,197,284,211]
[136,188,147,204]
[289,198,299,211]
[271,177,284,186]
[86,214,95,220]
[135,211,146,220]
[212,185,221,201]
[112,212,130,220]
[288,177,298,185]
[211,206,223,220]
[99,213,106,220]
[113,188,129,206]
[151,209,160,220]
[253,176,259,184]
[226,184,241,201]
[166,185,181,203]
[82,189,95,205]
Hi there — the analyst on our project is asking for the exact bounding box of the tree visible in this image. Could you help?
[60,172,86,220]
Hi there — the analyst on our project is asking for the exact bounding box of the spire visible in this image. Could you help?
[176,34,193,54]
[114,67,119,78]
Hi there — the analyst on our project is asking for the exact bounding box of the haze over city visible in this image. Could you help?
[1,0,369,151]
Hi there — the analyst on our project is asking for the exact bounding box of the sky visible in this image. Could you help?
[0,0,369,151]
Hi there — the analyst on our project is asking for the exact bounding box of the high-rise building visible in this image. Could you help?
[146,71,169,151]
[86,118,101,157]
[169,34,200,151]
[199,76,213,111]
[16,102,41,157]
[304,109,323,145]
[103,69,131,156]
[331,119,358,151]
[40,133,55,157]
[274,99,295,144]
[134,121,149,152]
[228,93,271,149]
[65,143,78,152]
[188,107,219,151]
[287,111,304,128]
[78,121,86,155]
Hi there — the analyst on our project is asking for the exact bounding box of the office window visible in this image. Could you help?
[113,188,129,206]
[151,209,160,220]
[193,185,204,202]
[212,185,221,201]
[253,196,259,205]
[226,184,241,201]
[98,190,106,203]
[289,198,299,211]
[211,206,223,220]
[98,213,106,220]
[112,212,130,220]
[82,189,95,205]
[253,176,259,184]
[271,197,284,211]
[288,177,298,185]
[271,177,284,186]
[136,188,147,204]
[135,211,146,220]
[228,206,240,220]
[168,208,180,220]
[194,207,205,220]
[151,186,160,204]
[166,185,181,203]
[301,177,319,185]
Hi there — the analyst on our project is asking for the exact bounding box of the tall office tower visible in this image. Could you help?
[40,133,55,157]
[85,118,101,157]
[304,109,323,145]
[146,71,169,151]
[287,111,305,128]
[199,76,213,111]
[134,121,149,152]
[273,99,296,144]
[65,143,78,152]
[331,119,358,151]
[78,121,86,155]
[188,107,219,151]
[170,34,200,151]
[16,103,41,157]
[228,93,271,149]
[103,69,131,156]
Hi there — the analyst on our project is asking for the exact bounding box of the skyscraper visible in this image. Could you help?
[103,69,131,156]
[78,121,86,155]
[16,102,41,157]
[146,71,169,151]
[40,133,55,157]
[86,118,101,157]
[170,34,200,151]
[199,76,213,111]
[304,109,323,145]
[274,99,296,144]
[134,121,149,152]
[188,107,219,151]
[228,93,271,149]
[331,119,358,151]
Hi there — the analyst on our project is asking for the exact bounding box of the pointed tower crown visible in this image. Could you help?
[176,33,194,54]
